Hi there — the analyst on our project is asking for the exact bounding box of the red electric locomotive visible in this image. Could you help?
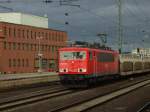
[58,41,119,87]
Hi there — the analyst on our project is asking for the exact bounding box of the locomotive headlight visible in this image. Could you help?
[59,68,68,72]
[59,68,64,72]
[78,68,86,72]
[64,68,68,72]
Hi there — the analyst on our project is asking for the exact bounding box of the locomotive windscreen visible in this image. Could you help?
[60,51,86,60]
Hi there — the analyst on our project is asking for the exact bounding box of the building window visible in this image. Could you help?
[61,33,63,41]
[56,32,58,41]
[43,45,45,51]
[18,59,20,67]
[34,32,36,39]
[52,46,54,52]
[36,44,38,51]
[42,32,44,37]
[34,58,39,68]
[9,42,11,50]
[26,59,29,67]
[27,30,29,38]
[9,28,11,36]
[57,33,59,41]
[41,45,44,51]
[45,45,48,51]
[22,43,25,50]
[51,32,53,41]
[31,31,33,39]
[13,59,16,67]
[55,32,57,41]
[9,59,11,67]
[55,46,57,51]
[22,59,24,67]
[3,41,7,49]
[38,32,40,37]
[26,43,29,50]
[18,43,20,50]
[3,27,7,36]
[49,33,51,40]
[13,43,16,50]
[14,28,16,37]
[49,46,51,51]
[52,34,55,41]
[18,29,20,37]
[34,44,37,51]
[45,33,48,40]
[22,30,25,38]
[30,44,33,51]
[58,35,60,42]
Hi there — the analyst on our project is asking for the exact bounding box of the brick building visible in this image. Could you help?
[0,21,67,73]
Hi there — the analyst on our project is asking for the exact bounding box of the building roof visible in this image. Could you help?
[0,12,48,28]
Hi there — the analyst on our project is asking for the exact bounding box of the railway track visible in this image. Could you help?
[1,75,149,112]
[50,79,150,112]
[0,86,74,112]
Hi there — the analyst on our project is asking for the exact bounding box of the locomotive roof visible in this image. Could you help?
[59,47,118,54]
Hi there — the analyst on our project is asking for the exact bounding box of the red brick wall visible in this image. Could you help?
[0,22,67,73]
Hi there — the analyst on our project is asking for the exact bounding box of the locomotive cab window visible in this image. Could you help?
[60,51,86,60]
